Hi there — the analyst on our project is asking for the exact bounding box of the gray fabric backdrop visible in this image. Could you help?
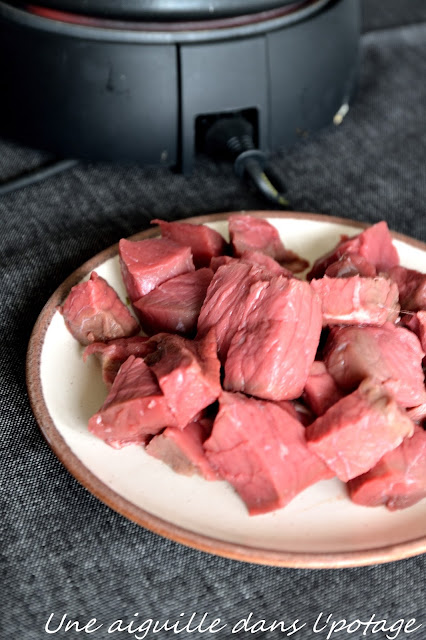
[1,1,426,639]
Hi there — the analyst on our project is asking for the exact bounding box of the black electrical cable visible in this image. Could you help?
[0,119,287,203]
[0,158,79,196]
[203,115,289,208]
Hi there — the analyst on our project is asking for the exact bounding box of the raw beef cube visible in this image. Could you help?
[307,221,399,280]
[60,271,140,345]
[223,276,322,400]
[347,426,426,510]
[210,255,235,272]
[228,214,283,258]
[324,323,426,408]
[146,416,217,480]
[204,392,333,515]
[83,336,154,387]
[310,275,399,326]
[407,402,426,424]
[388,265,426,311]
[152,218,227,268]
[119,237,194,302]
[325,253,377,278]
[209,251,292,277]
[303,361,343,416]
[88,355,176,448]
[133,268,213,336]
[197,262,272,361]
[145,330,221,429]
[240,250,294,277]
[228,214,309,273]
[400,311,426,354]
[277,400,315,426]
[306,379,415,482]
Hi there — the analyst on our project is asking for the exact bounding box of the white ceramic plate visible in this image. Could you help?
[27,212,426,568]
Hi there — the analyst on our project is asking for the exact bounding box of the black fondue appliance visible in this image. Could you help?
[0,0,360,173]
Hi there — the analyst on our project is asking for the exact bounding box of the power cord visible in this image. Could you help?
[0,120,288,204]
[0,158,79,196]
[203,115,289,208]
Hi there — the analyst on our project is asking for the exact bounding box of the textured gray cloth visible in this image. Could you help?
[1,3,426,639]
[362,0,426,31]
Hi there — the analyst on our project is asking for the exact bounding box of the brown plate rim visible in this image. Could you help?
[26,211,426,568]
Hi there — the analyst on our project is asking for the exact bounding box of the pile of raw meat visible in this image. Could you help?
[59,215,426,516]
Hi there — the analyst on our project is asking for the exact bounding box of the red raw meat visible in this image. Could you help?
[310,275,399,326]
[152,218,227,268]
[277,400,315,426]
[388,265,426,311]
[204,392,333,515]
[83,336,154,387]
[145,330,221,429]
[239,250,294,277]
[209,251,293,277]
[325,322,426,408]
[198,262,321,400]
[228,214,309,273]
[146,416,217,480]
[306,378,415,482]
[347,426,426,510]
[133,268,213,336]
[307,221,399,280]
[88,355,176,448]
[197,262,272,361]
[60,271,140,345]
[79,216,425,517]
[119,237,194,302]
[400,311,426,355]
[407,403,426,424]
[303,361,343,417]
[210,255,234,272]
[223,276,322,400]
[325,253,377,278]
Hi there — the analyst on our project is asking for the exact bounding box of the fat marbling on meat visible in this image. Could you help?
[310,275,399,326]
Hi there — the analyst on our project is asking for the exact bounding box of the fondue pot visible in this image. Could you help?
[0,0,360,172]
